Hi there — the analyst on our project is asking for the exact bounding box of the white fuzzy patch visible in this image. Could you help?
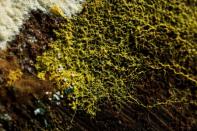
[0,0,84,49]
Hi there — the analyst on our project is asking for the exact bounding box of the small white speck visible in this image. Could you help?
[53,94,60,101]
[56,91,61,96]
[63,78,67,82]
[56,102,61,105]
[57,65,64,72]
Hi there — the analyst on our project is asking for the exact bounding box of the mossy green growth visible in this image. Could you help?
[36,16,142,115]
[36,0,197,115]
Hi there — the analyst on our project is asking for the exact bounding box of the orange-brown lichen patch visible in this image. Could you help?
[0,51,52,101]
